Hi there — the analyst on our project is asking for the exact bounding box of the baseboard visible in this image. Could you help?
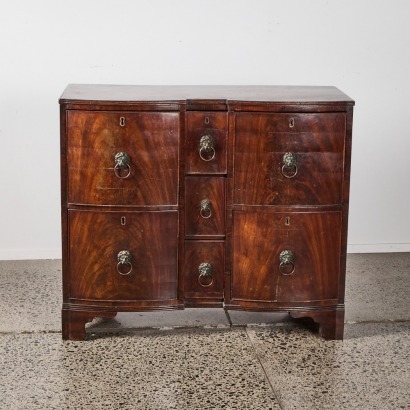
[0,249,62,261]
[347,243,410,253]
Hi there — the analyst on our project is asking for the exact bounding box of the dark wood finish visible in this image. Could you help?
[234,113,345,205]
[60,85,354,340]
[62,310,117,341]
[177,109,187,307]
[60,104,69,304]
[184,241,224,306]
[69,210,178,301]
[67,111,179,206]
[339,106,354,305]
[185,112,228,174]
[185,177,226,238]
[231,211,342,302]
[290,309,345,340]
[60,84,354,105]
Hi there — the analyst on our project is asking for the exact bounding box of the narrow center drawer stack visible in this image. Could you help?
[184,112,228,306]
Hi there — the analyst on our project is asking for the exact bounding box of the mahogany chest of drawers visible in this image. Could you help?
[60,85,354,340]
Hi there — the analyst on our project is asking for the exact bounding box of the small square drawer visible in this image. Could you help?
[234,113,346,205]
[67,111,179,206]
[185,112,228,174]
[68,209,178,301]
[184,240,224,302]
[185,177,225,237]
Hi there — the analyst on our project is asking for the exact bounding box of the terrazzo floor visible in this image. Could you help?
[0,253,409,409]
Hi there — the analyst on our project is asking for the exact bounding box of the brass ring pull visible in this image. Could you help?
[199,146,215,161]
[200,199,212,219]
[198,262,214,287]
[279,250,295,275]
[117,250,133,275]
[198,134,216,162]
[281,152,298,179]
[114,152,131,179]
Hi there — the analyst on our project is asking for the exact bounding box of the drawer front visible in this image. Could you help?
[186,112,228,174]
[184,241,224,298]
[234,113,345,205]
[185,177,225,237]
[232,211,341,303]
[67,111,179,206]
[68,210,178,301]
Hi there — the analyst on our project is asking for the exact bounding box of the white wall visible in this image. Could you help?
[0,0,409,259]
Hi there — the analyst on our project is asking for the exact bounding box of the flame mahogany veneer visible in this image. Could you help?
[60,85,354,340]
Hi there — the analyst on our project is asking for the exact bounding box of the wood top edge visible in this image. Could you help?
[59,84,355,106]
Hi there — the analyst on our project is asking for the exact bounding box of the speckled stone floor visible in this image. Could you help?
[0,253,409,409]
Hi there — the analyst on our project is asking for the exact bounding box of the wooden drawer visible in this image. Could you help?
[185,112,228,174]
[67,111,179,206]
[185,177,225,237]
[234,113,346,205]
[184,240,224,303]
[68,210,178,301]
[231,210,341,303]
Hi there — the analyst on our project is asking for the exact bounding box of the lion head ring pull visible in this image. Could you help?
[200,199,212,219]
[114,152,131,178]
[281,152,298,179]
[279,250,295,275]
[117,250,133,275]
[198,134,216,161]
[198,262,214,287]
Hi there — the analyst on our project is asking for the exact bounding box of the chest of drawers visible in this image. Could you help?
[60,85,354,340]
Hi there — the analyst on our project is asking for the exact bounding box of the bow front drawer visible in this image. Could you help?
[67,111,179,206]
[234,113,346,206]
[68,209,178,302]
[231,210,342,303]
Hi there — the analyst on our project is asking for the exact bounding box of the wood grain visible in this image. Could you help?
[185,112,228,174]
[231,211,342,302]
[67,111,179,206]
[60,84,354,105]
[68,210,178,301]
[184,240,224,305]
[234,113,345,205]
[185,177,226,237]
[60,85,354,340]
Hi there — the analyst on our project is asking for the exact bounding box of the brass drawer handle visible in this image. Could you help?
[198,134,216,161]
[117,250,133,275]
[281,152,298,178]
[279,250,295,275]
[200,199,212,219]
[114,152,131,178]
[198,262,214,287]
